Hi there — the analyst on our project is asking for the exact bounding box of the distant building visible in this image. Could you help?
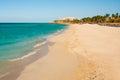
[59,17,77,21]
[54,17,78,23]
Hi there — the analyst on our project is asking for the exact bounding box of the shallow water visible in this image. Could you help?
[0,23,67,62]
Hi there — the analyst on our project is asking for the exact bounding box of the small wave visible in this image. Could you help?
[45,29,65,39]
[8,29,65,62]
[9,51,37,61]
[34,41,47,48]
[9,41,47,62]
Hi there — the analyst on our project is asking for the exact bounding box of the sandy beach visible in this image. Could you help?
[16,24,120,80]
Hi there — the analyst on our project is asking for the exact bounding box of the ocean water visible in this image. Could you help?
[0,23,67,62]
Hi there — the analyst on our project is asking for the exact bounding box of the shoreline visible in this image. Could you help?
[17,24,120,80]
[0,41,54,80]
[1,24,120,80]
[0,26,68,80]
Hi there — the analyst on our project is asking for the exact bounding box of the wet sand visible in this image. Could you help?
[0,41,54,80]
[17,24,120,80]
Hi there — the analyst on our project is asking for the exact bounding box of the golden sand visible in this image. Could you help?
[17,24,120,80]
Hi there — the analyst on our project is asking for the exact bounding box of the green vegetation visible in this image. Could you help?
[54,13,120,26]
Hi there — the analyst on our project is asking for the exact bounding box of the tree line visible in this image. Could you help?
[54,13,120,24]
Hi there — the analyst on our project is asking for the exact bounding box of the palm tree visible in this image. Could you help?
[104,14,110,22]
[112,14,115,19]
[105,14,110,18]
[72,19,80,24]
[114,13,118,19]
[54,13,120,24]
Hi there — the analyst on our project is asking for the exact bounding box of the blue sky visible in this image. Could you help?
[0,0,120,22]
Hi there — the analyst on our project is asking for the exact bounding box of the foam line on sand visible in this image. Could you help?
[17,24,120,80]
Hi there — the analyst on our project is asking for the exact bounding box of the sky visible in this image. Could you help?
[0,0,120,22]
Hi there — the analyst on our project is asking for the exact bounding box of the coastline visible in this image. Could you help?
[0,41,54,80]
[0,25,68,80]
[16,24,120,80]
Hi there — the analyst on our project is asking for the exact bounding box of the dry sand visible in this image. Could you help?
[17,24,120,80]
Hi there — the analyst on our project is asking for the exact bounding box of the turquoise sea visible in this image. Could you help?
[0,23,67,62]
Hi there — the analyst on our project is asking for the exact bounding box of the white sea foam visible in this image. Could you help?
[45,29,65,39]
[34,41,47,48]
[9,41,47,62]
[9,51,37,61]
[9,29,66,62]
